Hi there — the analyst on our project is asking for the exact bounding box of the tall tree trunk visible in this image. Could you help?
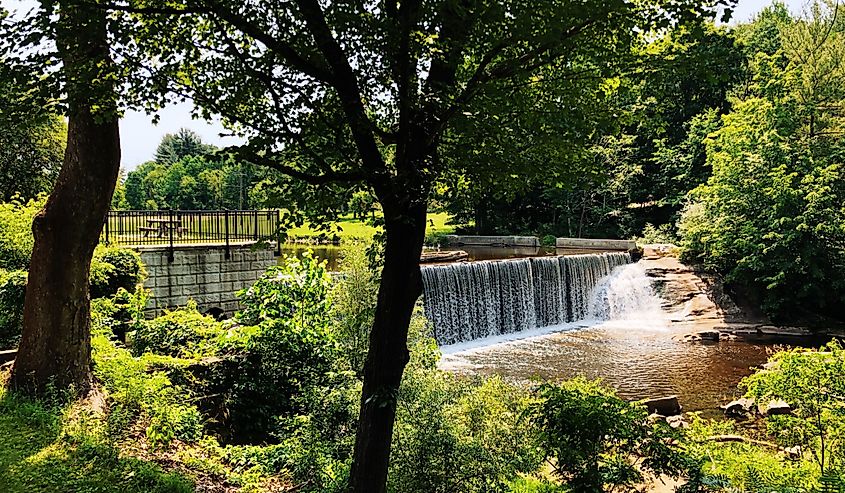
[348,190,427,493]
[11,2,121,395]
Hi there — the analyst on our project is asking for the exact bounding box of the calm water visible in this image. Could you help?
[439,321,824,415]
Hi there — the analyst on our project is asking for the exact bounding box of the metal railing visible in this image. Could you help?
[101,209,282,261]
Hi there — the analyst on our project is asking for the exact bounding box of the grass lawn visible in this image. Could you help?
[285,211,455,241]
[0,383,193,493]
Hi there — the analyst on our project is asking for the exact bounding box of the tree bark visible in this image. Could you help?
[348,188,428,493]
[11,2,121,395]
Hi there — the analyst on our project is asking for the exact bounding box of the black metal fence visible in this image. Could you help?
[101,209,282,260]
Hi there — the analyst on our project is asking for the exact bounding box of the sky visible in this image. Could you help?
[6,0,808,170]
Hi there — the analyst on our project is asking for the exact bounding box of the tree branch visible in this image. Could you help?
[202,0,336,84]
[293,0,387,176]
[231,146,370,185]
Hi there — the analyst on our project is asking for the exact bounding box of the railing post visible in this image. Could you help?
[224,209,231,260]
[168,209,175,263]
[275,209,281,256]
[253,210,259,240]
[104,211,110,245]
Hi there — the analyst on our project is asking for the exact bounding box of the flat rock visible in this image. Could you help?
[420,250,469,263]
[666,415,688,429]
[642,395,682,416]
[758,399,792,417]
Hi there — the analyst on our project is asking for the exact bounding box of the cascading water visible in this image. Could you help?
[588,261,667,328]
[421,251,632,345]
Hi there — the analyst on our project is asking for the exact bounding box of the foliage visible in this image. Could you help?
[0,61,66,203]
[683,413,821,492]
[132,301,222,358]
[0,384,194,493]
[679,96,845,320]
[331,245,379,376]
[91,298,204,449]
[124,154,270,210]
[529,378,702,492]
[637,223,677,245]
[89,245,147,299]
[679,2,845,321]
[743,341,845,479]
[390,366,542,493]
[154,128,215,165]
[0,269,26,349]
[0,240,144,348]
[0,195,44,270]
[236,251,332,326]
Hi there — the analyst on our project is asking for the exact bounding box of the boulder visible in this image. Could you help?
[759,400,792,417]
[721,397,755,418]
[643,395,682,416]
[665,415,688,429]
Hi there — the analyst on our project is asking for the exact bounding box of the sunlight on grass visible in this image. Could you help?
[285,211,455,241]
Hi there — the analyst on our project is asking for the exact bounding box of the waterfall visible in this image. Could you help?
[421,252,632,345]
[588,261,666,326]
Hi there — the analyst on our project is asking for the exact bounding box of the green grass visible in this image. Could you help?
[286,211,455,241]
[0,384,194,493]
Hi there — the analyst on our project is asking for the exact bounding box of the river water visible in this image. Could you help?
[430,259,823,415]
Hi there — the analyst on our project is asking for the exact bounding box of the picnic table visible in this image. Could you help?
[141,218,183,238]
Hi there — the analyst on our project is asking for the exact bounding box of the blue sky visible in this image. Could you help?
[6,0,807,169]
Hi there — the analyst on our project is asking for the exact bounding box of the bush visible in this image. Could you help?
[637,223,677,245]
[0,270,26,349]
[0,196,43,270]
[90,302,204,449]
[331,245,379,376]
[90,246,147,299]
[236,250,331,326]
[132,301,222,358]
[741,341,845,483]
[529,378,702,492]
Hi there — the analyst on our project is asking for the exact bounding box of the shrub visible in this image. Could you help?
[0,196,43,270]
[236,251,331,326]
[637,222,677,245]
[741,341,845,482]
[331,245,379,376]
[90,246,147,299]
[0,270,26,349]
[529,378,702,492]
[90,310,204,449]
[132,301,222,358]
[541,234,556,247]
[386,313,542,493]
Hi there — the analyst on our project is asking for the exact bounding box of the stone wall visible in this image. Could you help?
[139,244,277,316]
[444,235,539,247]
[555,237,636,250]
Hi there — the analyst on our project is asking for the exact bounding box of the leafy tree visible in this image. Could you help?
[680,1,845,321]
[111,1,726,490]
[0,62,67,202]
[153,127,214,164]
[4,0,123,395]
